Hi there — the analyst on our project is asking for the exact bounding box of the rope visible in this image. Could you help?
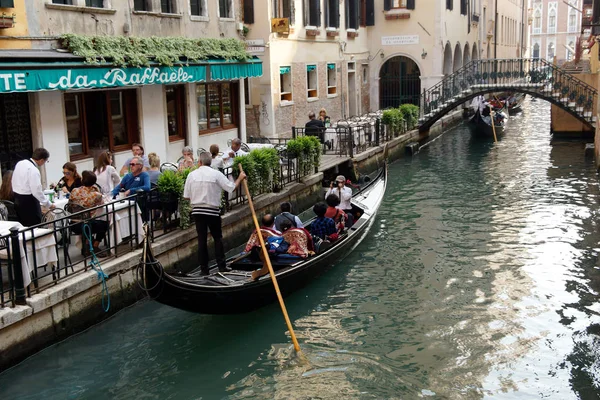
[82,223,110,312]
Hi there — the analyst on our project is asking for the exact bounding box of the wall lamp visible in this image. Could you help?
[421,49,427,59]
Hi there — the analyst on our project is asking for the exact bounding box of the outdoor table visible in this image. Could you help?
[0,220,58,287]
[247,143,275,150]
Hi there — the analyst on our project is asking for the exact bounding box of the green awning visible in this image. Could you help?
[280,66,291,75]
[307,65,316,72]
[327,63,335,70]
[209,60,263,81]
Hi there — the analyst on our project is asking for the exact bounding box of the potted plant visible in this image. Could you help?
[156,170,183,214]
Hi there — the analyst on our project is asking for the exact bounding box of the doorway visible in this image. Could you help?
[0,93,33,173]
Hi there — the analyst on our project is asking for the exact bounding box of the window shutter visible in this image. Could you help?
[85,0,103,7]
[446,0,452,10]
[383,0,391,11]
[0,0,14,6]
[350,0,359,29]
[243,0,254,23]
[407,0,415,10]
[366,0,374,25]
[309,0,320,26]
[190,0,201,15]
[328,0,339,27]
[460,0,466,15]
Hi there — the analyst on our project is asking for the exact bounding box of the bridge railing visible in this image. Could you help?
[420,58,596,126]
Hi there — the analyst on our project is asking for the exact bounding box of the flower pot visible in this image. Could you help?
[159,191,179,213]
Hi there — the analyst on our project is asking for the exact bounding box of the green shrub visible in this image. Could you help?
[249,147,280,192]
[399,104,419,130]
[286,136,321,175]
[157,170,184,196]
[382,108,404,135]
[233,154,259,195]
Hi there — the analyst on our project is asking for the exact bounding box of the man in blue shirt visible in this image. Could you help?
[111,156,150,198]
[310,202,336,239]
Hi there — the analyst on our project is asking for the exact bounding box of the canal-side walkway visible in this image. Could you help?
[0,109,463,371]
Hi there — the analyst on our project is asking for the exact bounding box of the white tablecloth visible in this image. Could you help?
[0,221,58,287]
[247,143,275,150]
[49,198,144,246]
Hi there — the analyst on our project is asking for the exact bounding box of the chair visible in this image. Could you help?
[0,202,8,221]
[196,148,207,157]
[64,203,94,258]
[0,200,17,221]
[43,208,73,273]
[159,162,178,173]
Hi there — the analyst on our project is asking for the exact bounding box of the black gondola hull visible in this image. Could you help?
[143,166,387,314]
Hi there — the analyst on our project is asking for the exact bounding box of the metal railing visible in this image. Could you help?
[0,196,141,307]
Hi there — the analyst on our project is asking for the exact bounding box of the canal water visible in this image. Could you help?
[2,98,600,399]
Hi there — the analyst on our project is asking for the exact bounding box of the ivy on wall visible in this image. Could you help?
[60,34,251,68]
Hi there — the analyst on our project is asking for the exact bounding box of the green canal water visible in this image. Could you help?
[2,98,600,399]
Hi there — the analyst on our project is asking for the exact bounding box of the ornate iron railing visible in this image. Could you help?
[420,58,597,129]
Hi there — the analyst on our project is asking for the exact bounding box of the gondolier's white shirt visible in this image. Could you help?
[12,159,50,207]
[183,166,236,210]
[325,186,353,210]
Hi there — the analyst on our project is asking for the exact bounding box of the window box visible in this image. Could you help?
[0,14,15,28]
[347,29,359,38]
[326,28,338,37]
[45,3,116,14]
[384,12,410,20]
[306,28,320,36]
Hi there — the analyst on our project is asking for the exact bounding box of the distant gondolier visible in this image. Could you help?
[184,152,246,275]
[12,148,54,226]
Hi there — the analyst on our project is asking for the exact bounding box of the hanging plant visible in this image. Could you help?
[59,34,251,68]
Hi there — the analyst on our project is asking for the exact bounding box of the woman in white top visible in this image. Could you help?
[209,144,224,170]
[94,151,121,195]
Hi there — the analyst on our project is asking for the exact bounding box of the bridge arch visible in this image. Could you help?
[418,58,597,132]
[379,54,422,108]
[453,43,463,72]
[463,43,471,66]
[443,42,453,75]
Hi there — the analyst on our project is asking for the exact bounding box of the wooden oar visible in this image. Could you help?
[488,105,498,143]
[239,164,302,353]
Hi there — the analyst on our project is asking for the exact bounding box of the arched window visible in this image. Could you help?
[568,8,577,32]
[533,9,541,34]
[567,41,575,60]
[533,43,540,58]
[547,42,555,60]
[548,8,556,34]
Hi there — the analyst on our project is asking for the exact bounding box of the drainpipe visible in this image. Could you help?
[494,0,498,59]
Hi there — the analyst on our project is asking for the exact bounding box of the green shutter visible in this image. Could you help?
[306,65,316,72]
[327,63,335,70]
[280,66,291,74]
[0,0,14,7]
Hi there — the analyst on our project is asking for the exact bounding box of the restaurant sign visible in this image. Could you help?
[0,65,207,93]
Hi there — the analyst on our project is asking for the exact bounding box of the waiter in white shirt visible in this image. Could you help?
[222,138,248,168]
[12,148,54,226]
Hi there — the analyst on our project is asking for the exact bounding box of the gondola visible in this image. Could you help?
[139,163,387,314]
[505,92,526,114]
[468,98,508,136]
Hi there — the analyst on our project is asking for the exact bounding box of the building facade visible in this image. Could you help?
[243,0,527,138]
[0,0,260,186]
[530,0,583,63]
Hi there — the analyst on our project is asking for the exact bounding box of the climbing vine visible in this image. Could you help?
[60,34,251,68]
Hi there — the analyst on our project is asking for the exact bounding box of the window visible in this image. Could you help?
[547,42,555,60]
[161,0,175,13]
[279,66,292,102]
[567,41,575,60]
[303,0,320,26]
[244,78,250,105]
[52,0,73,4]
[64,89,139,159]
[392,0,406,8]
[273,0,294,24]
[446,0,453,11]
[166,85,187,142]
[460,0,466,15]
[533,9,541,34]
[196,82,237,132]
[362,65,368,84]
[346,0,359,30]
[327,63,337,95]
[219,0,232,18]
[568,8,577,32]
[134,0,149,11]
[307,65,317,98]
[0,0,13,7]
[190,0,206,16]
[533,42,540,58]
[548,5,557,34]
[326,0,339,28]
[85,0,104,7]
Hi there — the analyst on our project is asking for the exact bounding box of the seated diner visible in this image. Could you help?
[57,162,82,193]
[111,156,151,198]
[68,171,109,258]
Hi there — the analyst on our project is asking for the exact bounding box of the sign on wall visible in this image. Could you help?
[0,65,207,93]
[381,35,420,46]
[271,18,290,34]
[246,39,265,53]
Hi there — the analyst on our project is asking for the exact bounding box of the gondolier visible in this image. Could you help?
[12,148,54,226]
[183,152,246,275]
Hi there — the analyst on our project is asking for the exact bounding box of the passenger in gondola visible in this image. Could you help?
[325,175,354,226]
[310,202,337,241]
[325,194,351,232]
